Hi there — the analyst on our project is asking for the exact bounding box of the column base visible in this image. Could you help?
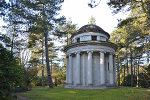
[65,84,118,89]
[100,84,105,86]
[76,83,81,85]
[107,84,118,87]
[88,83,93,86]
[68,83,73,85]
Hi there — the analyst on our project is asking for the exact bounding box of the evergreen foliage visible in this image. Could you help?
[0,45,22,99]
[55,18,77,45]
[109,0,150,87]
[32,76,49,86]
[121,75,137,87]
[17,0,66,89]
[121,65,150,88]
[88,16,96,25]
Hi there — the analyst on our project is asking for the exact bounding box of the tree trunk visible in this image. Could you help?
[134,65,135,75]
[126,47,129,76]
[117,56,120,86]
[147,3,150,66]
[51,59,52,74]
[124,66,125,79]
[136,62,139,87]
[42,65,44,87]
[130,45,133,87]
[42,38,44,87]
[67,33,68,45]
[11,24,15,54]
[44,33,53,89]
[127,59,129,75]
[141,1,150,66]
[11,32,14,53]
[147,37,149,66]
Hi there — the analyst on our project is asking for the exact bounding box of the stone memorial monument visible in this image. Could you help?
[64,24,118,89]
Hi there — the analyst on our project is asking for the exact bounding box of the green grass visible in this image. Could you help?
[17,85,150,100]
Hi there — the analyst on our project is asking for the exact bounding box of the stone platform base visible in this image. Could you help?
[65,84,118,89]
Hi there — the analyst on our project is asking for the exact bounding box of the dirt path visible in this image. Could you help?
[17,95,31,100]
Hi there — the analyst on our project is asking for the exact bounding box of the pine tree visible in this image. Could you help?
[108,0,150,66]
[88,16,96,25]
[20,0,65,89]
[55,18,77,45]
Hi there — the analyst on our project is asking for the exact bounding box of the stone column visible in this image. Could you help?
[68,54,72,84]
[87,51,93,85]
[76,52,81,85]
[66,56,69,84]
[100,52,105,85]
[109,53,114,85]
[113,55,117,84]
[82,53,86,86]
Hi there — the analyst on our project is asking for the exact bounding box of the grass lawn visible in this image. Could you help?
[17,85,150,100]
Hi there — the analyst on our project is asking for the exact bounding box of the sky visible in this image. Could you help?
[55,0,130,65]
[0,0,130,66]
[0,0,129,34]
[59,0,129,33]
[53,0,130,64]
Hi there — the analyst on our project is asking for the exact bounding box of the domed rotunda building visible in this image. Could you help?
[64,24,118,89]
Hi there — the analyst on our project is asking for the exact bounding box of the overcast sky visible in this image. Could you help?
[59,0,129,33]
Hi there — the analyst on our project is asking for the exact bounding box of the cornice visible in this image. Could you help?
[64,41,118,52]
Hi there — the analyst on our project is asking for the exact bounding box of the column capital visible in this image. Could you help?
[99,51,106,54]
[87,51,93,53]
[109,52,115,55]
[75,52,80,54]
[69,54,73,56]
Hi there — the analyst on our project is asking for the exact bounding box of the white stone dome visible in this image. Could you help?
[71,24,110,43]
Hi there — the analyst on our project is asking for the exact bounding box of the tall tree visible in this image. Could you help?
[111,18,146,86]
[21,0,65,89]
[27,31,46,87]
[0,0,28,56]
[88,0,150,66]
[48,42,58,74]
[108,0,150,66]
[55,18,77,45]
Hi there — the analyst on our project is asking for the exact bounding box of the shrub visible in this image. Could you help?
[0,45,23,99]
[121,75,137,87]
[32,76,48,86]
[121,68,150,88]
[138,73,149,88]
